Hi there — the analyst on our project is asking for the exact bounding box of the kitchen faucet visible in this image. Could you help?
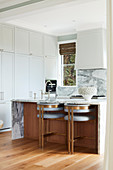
[40,80,53,100]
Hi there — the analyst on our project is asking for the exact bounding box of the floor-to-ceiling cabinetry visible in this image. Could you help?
[0,24,14,130]
[0,52,14,129]
[15,54,29,99]
[0,24,57,131]
[29,56,44,98]
[1,52,14,100]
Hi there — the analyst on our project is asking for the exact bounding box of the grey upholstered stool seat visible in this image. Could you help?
[64,115,95,121]
[37,113,65,119]
[37,106,64,112]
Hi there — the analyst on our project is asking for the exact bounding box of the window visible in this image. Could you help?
[59,42,76,86]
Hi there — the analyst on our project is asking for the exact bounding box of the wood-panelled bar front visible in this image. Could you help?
[37,103,64,149]
[64,104,96,154]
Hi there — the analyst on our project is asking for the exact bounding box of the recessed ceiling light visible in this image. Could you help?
[44,25,47,28]
[72,20,76,23]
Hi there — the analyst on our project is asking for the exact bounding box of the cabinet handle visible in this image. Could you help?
[29,53,32,56]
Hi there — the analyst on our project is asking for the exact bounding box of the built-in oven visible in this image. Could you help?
[45,80,57,93]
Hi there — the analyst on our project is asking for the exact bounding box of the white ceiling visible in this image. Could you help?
[5,0,106,36]
[0,0,29,8]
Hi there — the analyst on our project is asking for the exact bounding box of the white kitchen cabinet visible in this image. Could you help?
[0,53,1,93]
[44,35,57,57]
[30,56,44,97]
[0,102,11,129]
[15,27,29,55]
[15,54,29,99]
[44,56,57,79]
[76,28,107,69]
[0,25,2,50]
[0,24,14,52]
[1,52,14,100]
[30,32,43,57]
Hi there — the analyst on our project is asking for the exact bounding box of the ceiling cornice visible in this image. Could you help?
[0,0,45,13]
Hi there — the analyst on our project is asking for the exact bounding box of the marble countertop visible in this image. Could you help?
[11,98,106,105]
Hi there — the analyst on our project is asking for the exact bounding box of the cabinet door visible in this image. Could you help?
[30,32,43,57]
[30,56,44,97]
[15,54,29,99]
[44,56,57,79]
[0,24,2,49]
[0,102,11,129]
[2,52,14,100]
[15,28,29,55]
[0,53,1,92]
[44,35,57,57]
[2,25,14,52]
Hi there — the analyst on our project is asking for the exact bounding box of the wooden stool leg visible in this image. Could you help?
[71,108,74,154]
[39,106,41,148]
[68,108,70,154]
[41,106,44,149]
[46,119,49,142]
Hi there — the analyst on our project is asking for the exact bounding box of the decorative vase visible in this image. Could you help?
[78,86,97,101]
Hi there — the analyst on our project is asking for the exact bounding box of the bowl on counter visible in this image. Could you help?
[78,86,97,101]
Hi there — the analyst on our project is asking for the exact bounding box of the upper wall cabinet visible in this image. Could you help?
[76,28,107,69]
[0,24,14,52]
[44,56,57,79]
[15,27,29,55]
[44,35,57,57]
[30,32,43,57]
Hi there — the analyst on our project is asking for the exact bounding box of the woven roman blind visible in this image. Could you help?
[59,42,76,55]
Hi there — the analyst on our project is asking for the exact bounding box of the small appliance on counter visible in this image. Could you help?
[45,80,57,93]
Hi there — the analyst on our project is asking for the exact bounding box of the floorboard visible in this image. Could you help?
[0,132,104,170]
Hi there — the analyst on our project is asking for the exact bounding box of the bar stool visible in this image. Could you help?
[64,104,95,154]
[37,103,64,149]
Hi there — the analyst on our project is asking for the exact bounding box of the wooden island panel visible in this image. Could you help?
[24,103,98,152]
[24,102,39,139]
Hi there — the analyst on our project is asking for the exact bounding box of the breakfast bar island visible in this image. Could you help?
[11,98,106,154]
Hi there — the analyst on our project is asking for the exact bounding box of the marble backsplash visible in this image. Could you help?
[57,69,107,96]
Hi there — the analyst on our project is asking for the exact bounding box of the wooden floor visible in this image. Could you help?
[0,132,103,170]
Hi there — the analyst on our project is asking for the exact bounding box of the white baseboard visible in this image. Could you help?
[0,128,12,132]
